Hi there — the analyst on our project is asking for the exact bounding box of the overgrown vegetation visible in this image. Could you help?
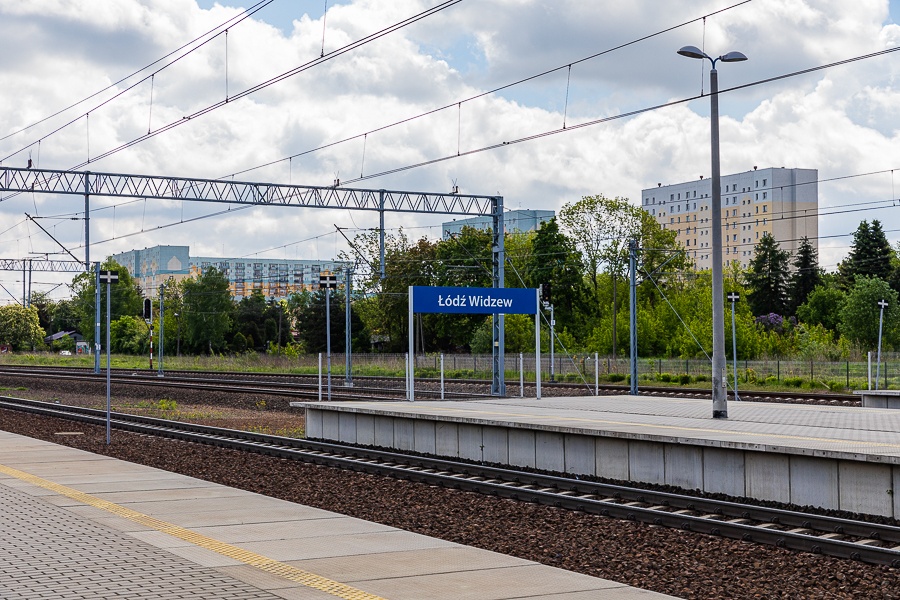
[9,198,899,373]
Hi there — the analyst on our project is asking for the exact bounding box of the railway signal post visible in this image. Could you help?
[319,272,338,401]
[876,299,888,390]
[727,292,740,401]
[99,270,119,444]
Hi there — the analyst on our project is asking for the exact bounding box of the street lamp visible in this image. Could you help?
[678,45,747,419]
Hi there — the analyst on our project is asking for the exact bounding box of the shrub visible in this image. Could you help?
[657,373,672,383]
[783,377,803,388]
[764,375,778,385]
[678,374,692,385]
[608,373,626,382]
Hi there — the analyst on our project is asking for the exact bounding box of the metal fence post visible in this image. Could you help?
[519,353,524,398]
[595,352,599,396]
[318,352,322,402]
[440,353,445,401]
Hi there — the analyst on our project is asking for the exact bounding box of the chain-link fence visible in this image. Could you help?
[330,353,895,391]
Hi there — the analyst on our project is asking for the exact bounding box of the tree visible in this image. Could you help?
[182,267,233,354]
[839,220,893,287]
[293,290,367,353]
[559,195,641,355]
[787,236,822,316]
[746,233,790,316]
[109,315,148,354]
[839,276,899,348]
[558,194,640,295]
[351,229,437,352]
[797,285,845,332]
[0,305,45,350]
[525,218,587,333]
[70,259,142,347]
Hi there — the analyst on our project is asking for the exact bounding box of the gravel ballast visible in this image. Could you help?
[2,398,900,599]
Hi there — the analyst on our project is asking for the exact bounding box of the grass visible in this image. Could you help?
[0,352,881,394]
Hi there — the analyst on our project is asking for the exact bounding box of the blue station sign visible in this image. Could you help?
[411,286,537,315]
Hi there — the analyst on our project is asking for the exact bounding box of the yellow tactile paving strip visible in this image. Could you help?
[0,462,387,600]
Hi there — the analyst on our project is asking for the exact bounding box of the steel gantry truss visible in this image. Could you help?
[0,166,508,395]
[0,258,86,307]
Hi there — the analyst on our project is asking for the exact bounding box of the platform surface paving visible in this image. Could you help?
[296,395,900,462]
[0,430,675,599]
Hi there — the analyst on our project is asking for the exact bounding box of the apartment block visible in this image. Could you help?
[641,168,818,270]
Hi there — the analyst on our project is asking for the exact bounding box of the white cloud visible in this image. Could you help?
[0,0,899,299]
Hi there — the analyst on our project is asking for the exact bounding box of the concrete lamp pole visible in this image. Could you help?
[677,45,747,419]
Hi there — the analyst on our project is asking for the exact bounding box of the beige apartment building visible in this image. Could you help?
[642,167,818,270]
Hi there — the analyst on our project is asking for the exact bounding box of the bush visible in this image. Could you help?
[744,368,757,383]
[694,374,709,382]
[608,373,626,382]
[678,374,692,385]
[783,376,803,387]
[764,375,778,385]
[658,373,672,383]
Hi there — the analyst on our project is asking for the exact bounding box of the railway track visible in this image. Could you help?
[1,395,895,567]
[0,365,860,405]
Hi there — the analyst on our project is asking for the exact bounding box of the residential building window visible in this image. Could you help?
[763,192,767,199]
[763,205,767,213]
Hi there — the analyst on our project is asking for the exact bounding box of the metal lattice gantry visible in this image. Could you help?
[0,166,508,395]
[0,166,499,215]
[0,258,86,272]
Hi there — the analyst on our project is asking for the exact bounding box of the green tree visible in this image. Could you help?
[49,298,80,334]
[351,229,437,352]
[28,291,54,333]
[293,290,367,353]
[838,276,899,348]
[109,315,148,354]
[746,233,790,316]
[838,220,893,287]
[787,236,822,316]
[559,195,641,355]
[796,285,845,332]
[182,267,233,354]
[526,218,587,330]
[70,260,142,347]
[0,304,45,350]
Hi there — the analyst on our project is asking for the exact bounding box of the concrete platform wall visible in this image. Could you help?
[307,408,900,518]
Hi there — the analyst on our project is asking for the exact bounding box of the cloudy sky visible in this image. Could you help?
[1,0,900,301]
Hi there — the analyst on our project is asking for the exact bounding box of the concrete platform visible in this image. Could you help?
[294,395,900,518]
[855,389,900,409]
[0,430,675,599]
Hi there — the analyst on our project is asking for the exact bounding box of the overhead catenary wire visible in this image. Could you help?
[0,0,277,161]
[57,1,463,172]
[225,0,753,180]
[337,44,900,187]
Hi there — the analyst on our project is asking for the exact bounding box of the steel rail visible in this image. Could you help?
[0,366,490,401]
[0,365,859,404]
[1,396,897,567]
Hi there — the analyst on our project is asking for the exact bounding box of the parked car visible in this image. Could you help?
[59,350,72,356]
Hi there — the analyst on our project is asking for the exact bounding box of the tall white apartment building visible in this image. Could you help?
[641,167,818,270]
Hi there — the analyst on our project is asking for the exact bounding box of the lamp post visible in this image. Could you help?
[678,45,747,419]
